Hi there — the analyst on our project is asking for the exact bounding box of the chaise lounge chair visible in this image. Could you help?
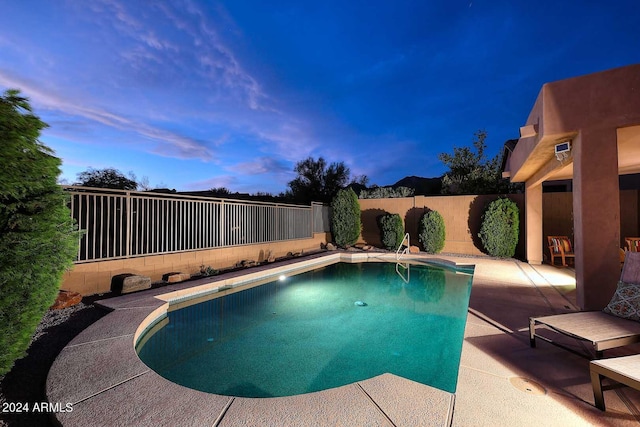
[590,353,640,410]
[529,252,640,359]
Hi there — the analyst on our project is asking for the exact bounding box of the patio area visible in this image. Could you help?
[44,252,640,426]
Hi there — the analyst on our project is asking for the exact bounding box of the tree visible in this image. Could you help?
[360,186,414,199]
[207,187,232,197]
[439,130,516,195]
[75,167,138,190]
[0,89,78,376]
[286,157,352,204]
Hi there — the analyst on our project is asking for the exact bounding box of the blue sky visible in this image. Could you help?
[1,1,638,194]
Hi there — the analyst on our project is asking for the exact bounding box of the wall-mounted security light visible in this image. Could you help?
[555,141,571,162]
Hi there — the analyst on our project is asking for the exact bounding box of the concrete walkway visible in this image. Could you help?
[46,253,640,426]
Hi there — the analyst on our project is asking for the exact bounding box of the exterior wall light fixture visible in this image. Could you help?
[555,141,571,162]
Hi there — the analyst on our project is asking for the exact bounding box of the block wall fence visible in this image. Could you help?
[62,190,639,296]
[357,190,639,262]
[63,233,330,295]
[358,194,526,258]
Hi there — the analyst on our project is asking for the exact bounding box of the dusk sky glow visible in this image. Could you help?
[1,1,638,194]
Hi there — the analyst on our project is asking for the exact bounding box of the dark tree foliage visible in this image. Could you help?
[360,186,414,199]
[330,188,361,247]
[207,187,232,197]
[0,89,78,376]
[439,130,518,195]
[75,167,138,190]
[378,213,404,250]
[286,157,352,204]
[479,198,520,258]
[418,210,446,254]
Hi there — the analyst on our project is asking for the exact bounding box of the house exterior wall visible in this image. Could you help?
[504,64,640,310]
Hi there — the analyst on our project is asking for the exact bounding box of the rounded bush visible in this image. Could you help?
[478,198,519,257]
[378,213,404,250]
[330,188,361,247]
[419,210,446,254]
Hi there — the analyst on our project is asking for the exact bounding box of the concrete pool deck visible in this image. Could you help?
[46,252,640,426]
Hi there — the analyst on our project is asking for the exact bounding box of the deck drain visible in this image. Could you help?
[508,377,547,395]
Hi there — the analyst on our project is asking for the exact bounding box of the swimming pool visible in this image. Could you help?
[137,261,473,397]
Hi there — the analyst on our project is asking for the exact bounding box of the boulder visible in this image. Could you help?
[162,272,191,283]
[409,245,420,254]
[235,260,256,268]
[51,290,82,310]
[111,274,152,295]
[326,243,337,251]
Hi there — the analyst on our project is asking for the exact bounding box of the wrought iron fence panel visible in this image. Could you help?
[63,186,324,263]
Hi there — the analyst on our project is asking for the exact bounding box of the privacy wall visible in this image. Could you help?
[358,194,526,258]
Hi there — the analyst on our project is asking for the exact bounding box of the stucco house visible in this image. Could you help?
[502,64,640,310]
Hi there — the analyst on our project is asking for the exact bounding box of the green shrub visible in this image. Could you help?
[378,213,404,250]
[330,188,361,247]
[359,186,414,199]
[0,90,79,377]
[478,198,519,257]
[418,210,446,254]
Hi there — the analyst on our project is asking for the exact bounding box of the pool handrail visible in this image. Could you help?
[396,233,410,261]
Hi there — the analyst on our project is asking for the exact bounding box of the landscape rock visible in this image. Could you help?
[409,245,420,254]
[235,260,256,268]
[162,272,191,283]
[326,243,337,251]
[111,274,152,295]
[50,290,82,310]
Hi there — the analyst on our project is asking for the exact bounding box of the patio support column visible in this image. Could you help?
[573,128,620,310]
[525,182,543,265]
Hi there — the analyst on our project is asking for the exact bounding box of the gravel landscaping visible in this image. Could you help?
[0,300,107,427]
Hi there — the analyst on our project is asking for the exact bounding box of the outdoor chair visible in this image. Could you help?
[529,252,640,359]
[625,237,640,252]
[547,236,575,267]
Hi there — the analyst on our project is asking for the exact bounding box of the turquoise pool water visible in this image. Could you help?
[137,261,473,397]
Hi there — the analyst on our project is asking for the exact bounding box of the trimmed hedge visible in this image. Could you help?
[330,188,361,247]
[378,213,404,250]
[0,90,78,377]
[419,210,446,254]
[478,198,519,257]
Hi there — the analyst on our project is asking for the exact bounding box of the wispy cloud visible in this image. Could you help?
[232,156,291,176]
[153,0,268,111]
[0,70,214,160]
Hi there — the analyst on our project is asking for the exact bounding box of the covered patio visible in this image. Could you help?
[502,64,640,310]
